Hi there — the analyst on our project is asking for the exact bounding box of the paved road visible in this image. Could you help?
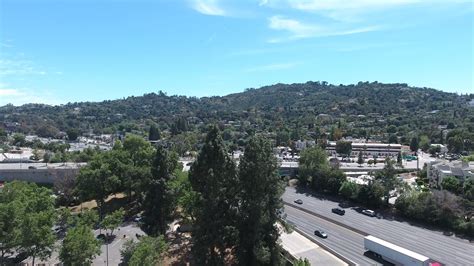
[93,223,145,266]
[285,206,381,265]
[284,187,474,265]
[279,223,347,266]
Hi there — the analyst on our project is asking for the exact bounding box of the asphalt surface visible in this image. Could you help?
[284,187,474,265]
[279,223,347,266]
[285,205,381,265]
[93,223,145,266]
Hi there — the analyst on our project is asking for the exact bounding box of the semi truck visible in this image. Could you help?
[364,235,442,266]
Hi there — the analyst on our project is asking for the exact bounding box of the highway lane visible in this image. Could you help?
[285,205,381,265]
[284,187,474,265]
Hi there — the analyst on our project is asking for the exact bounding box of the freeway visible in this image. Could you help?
[284,187,474,265]
[285,205,381,265]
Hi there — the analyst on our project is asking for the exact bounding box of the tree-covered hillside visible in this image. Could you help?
[1,81,473,151]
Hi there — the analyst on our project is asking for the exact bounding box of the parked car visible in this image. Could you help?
[28,166,36,169]
[294,199,303,204]
[362,209,376,217]
[331,208,345,215]
[314,230,328,238]
[96,234,106,241]
[133,216,142,223]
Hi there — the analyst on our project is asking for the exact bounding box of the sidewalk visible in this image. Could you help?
[280,227,347,266]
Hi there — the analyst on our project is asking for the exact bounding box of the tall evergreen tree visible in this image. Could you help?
[148,124,161,141]
[237,136,284,266]
[142,146,176,236]
[188,126,239,265]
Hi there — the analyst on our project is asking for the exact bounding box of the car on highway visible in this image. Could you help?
[314,229,328,238]
[294,199,303,204]
[362,209,376,217]
[28,166,36,169]
[331,208,345,215]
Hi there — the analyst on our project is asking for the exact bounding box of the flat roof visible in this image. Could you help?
[365,235,429,261]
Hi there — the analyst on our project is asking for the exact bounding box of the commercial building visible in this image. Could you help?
[326,142,402,158]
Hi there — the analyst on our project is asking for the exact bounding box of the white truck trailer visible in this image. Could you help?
[364,235,441,266]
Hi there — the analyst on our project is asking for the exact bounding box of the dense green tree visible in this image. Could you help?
[386,125,397,134]
[59,224,101,265]
[66,129,79,141]
[75,154,120,218]
[395,190,464,230]
[171,117,189,135]
[447,135,464,153]
[121,135,154,200]
[388,134,398,144]
[339,181,359,200]
[419,135,430,152]
[335,140,352,157]
[237,136,284,265]
[148,124,161,141]
[101,208,125,236]
[0,200,19,260]
[120,239,137,265]
[330,127,343,141]
[169,170,198,222]
[1,182,57,265]
[397,152,403,166]
[298,146,328,184]
[410,137,419,152]
[299,146,346,193]
[189,126,239,265]
[11,133,26,146]
[128,236,168,266]
[276,129,290,146]
[376,158,400,205]
[142,146,176,236]
[294,258,311,266]
[441,176,462,194]
[463,179,474,201]
[358,180,385,208]
[357,151,364,166]
[36,124,59,138]
[428,145,441,156]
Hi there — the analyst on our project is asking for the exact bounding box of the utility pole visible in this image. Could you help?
[106,241,109,266]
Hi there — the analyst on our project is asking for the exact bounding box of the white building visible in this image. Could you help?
[430,144,448,153]
[294,140,316,151]
[427,160,474,187]
[326,142,402,158]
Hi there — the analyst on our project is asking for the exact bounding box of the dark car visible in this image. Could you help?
[331,208,345,215]
[294,199,303,204]
[314,230,328,238]
[28,166,37,169]
[96,234,106,241]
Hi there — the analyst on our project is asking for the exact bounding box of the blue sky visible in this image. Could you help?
[0,0,472,106]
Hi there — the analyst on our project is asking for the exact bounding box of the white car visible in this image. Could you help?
[362,209,376,217]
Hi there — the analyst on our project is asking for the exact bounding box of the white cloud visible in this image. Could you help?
[0,42,14,48]
[267,16,379,42]
[191,0,226,16]
[0,89,24,96]
[245,62,299,72]
[288,0,418,12]
[0,59,48,76]
[283,0,470,12]
[0,88,62,106]
[266,0,472,22]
